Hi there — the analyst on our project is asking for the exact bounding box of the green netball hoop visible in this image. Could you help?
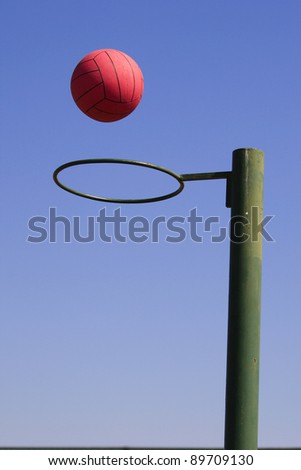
[53,158,184,204]
[53,158,231,205]
[53,148,264,450]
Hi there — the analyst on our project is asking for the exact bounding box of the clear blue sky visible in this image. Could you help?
[1,0,301,448]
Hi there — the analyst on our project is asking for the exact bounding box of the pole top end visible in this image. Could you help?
[233,148,264,157]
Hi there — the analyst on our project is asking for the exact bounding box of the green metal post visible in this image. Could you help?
[224,148,264,449]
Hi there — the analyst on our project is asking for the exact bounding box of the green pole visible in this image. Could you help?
[224,148,264,450]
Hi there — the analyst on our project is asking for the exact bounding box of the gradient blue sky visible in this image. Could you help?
[1,0,301,448]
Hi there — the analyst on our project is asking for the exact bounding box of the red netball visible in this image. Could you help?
[70,49,144,122]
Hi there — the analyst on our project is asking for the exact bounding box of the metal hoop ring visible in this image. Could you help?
[53,159,185,204]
